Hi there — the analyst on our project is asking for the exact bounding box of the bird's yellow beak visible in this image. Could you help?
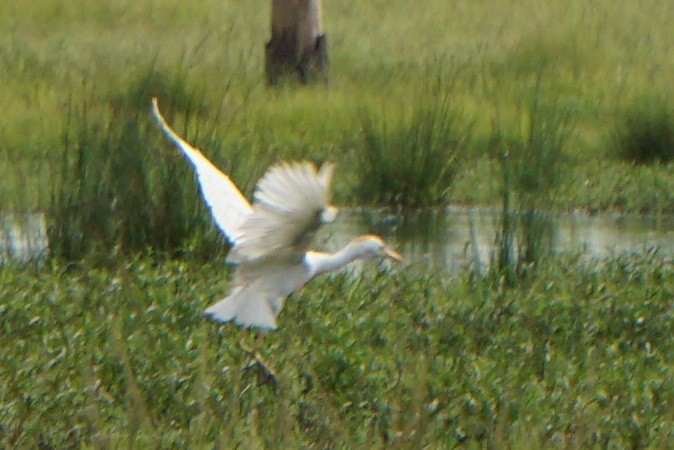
[383,246,403,262]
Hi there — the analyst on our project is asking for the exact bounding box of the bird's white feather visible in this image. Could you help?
[205,286,279,330]
[151,98,252,243]
[151,98,401,331]
[205,259,308,329]
[228,161,337,263]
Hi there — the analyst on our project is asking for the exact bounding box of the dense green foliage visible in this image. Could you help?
[613,96,674,165]
[49,76,231,261]
[1,255,672,448]
[355,76,467,207]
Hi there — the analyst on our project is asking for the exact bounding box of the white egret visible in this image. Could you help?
[151,98,402,331]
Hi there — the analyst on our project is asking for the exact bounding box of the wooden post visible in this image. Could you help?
[265,0,328,85]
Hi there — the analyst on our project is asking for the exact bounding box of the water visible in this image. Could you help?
[320,207,674,273]
[1,209,672,271]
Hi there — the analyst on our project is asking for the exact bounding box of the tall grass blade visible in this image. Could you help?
[355,73,469,208]
[492,76,573,279]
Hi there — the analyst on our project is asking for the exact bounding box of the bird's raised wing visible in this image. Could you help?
[227,161,337,264]
[151,98,252,243]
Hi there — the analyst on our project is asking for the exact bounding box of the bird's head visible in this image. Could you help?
[350,234,403,262]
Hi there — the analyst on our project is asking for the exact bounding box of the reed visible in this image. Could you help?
[48,69,231,262]
[613,95,674,165]
[492,80,572,279]
[354,73,469,208]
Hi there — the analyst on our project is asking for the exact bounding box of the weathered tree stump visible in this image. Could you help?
[265,0,328,85]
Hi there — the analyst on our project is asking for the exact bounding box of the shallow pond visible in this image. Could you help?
[2,208,673,271]
[319,207,674,273]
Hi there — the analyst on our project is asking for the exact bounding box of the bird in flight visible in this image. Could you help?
[151,98,402,331]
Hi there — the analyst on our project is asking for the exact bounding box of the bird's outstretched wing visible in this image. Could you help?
[151,98,252,243]
[227,161,337,264]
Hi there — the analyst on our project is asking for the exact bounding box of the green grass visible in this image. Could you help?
[1,254,673,448]
[492,83,572,278]
[1,0,673,213]
[612,96,674,165]
[48,72,233,261]
[354,73,468,207]
[1,3,674,446]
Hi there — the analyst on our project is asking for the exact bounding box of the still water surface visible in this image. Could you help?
[2,209,673,271]
[320,207,674,273]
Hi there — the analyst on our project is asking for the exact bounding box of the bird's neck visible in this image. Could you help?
[307,244,364,277]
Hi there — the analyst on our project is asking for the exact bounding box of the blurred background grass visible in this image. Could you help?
[1,0,673,212]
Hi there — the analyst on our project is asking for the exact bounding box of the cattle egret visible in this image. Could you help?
[151,98,402,331]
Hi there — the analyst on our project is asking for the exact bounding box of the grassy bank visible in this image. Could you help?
[1,0,673,214]
[1,254,673,448]
[1,3,673,446]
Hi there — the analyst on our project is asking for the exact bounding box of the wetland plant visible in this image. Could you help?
[1,254,673,448]
[354,77,468,208]
[49,70,228,261]
[613,96,674,165]
[492,87,572,279]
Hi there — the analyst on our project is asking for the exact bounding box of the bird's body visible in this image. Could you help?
[151,98,402,330]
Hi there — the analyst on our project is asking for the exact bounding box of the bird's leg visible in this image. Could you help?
[239,332,278,391]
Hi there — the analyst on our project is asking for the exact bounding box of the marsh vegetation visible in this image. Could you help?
[1,0,673,216]
[1,0,673,448]
[2,254,673,448]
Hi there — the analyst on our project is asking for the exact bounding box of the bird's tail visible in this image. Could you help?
[204,292,241,324]
[204,287,278,330]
